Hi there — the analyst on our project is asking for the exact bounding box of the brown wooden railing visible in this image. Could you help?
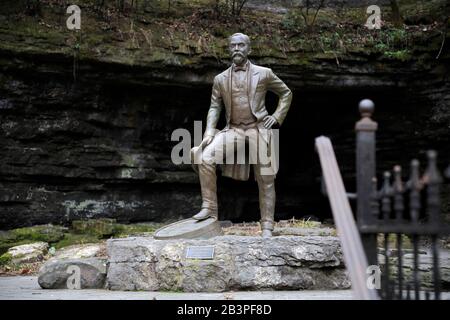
[315,136,379,300]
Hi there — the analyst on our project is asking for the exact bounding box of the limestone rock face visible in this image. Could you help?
[106,236,350,292]
[0,0,448,229]
[7,242,48,264]
[54,243,105,260]
[38,257,107,289]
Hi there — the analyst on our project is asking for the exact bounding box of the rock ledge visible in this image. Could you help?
[106,235,350,292]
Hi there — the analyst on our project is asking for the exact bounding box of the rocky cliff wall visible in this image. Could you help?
[0,1,448,228]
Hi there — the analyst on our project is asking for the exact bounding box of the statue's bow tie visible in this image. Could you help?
[234,66,247,72]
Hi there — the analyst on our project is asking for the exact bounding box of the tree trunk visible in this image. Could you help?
[390,0,403,27]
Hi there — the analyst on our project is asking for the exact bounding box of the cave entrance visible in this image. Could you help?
[208,85,439,224]
[13,76,437,228]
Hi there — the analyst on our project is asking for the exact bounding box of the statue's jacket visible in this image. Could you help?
[192,61,292,181]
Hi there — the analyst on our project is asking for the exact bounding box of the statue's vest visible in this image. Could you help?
[230,69,256,126]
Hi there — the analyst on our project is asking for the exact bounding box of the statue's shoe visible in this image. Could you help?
[261,229,272,238]
[192,208,218,221]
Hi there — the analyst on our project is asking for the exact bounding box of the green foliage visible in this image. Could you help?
[0,253,12,266]
[113,223,161,237]
[71,218,161,238]
[213,0,249,17]
[53,233,102,249]
[319,32,341,48]
[41,219,160,249]
[2,0,439,69]
[367,28,411,60]
[11,225,66,243]
[72,218,116,237]
[0,220,162,254]
[374,42,389,52]
[282,9,305,30]
[383,49,411,60]
[282,1,326,31]
[385,28,408,47]
[0,225,66,255]
[400,0,448,25]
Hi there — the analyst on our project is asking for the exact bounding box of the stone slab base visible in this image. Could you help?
[106,235,351,292]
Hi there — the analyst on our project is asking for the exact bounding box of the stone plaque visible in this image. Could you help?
[185,246,215,260]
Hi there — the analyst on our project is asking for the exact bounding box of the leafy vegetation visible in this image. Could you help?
[0,253,12,266]
[0,0,446,69]
[0,219,164,255]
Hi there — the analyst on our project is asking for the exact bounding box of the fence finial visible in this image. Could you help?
[425,150,442,225]
[380,171,392,221]
[409,159,421,223]
[426,150,442,184]
[393,166,403,192]
[359,99,375,118]
[393,165,404,220]
[356,99,377,131]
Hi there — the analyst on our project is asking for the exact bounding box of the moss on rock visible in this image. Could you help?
[1,219,164,255]
[72,218,116,237]
[1,0,445,74]
[0,252,12,266]
[113,222,163,238]
[53,233,102,250]
[11,224,66,243]
[0,225,67,255]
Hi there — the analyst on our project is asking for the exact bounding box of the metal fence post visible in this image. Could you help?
[355,99,378,265]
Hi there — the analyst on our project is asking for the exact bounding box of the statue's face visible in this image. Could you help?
[229,35,251,66]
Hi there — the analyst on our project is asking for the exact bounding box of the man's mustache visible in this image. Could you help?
[232,52,245,58]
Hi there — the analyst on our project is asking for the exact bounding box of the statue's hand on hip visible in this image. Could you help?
[201,135,214,148]
[263,115,278,129]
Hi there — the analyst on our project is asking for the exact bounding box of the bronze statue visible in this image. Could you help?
[191,33,292,237]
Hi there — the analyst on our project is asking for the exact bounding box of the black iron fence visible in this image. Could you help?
[354,99,450,300]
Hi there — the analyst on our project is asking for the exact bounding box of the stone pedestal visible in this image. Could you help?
[106,235,351,292]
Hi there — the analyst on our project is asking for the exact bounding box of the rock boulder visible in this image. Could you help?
[38,257,107,289]
[7,242,48,264]
[106,235,350,292]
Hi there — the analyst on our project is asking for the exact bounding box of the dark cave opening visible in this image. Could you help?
[213,86,430,223]
[131,81,445,224]
[0,68,448,228]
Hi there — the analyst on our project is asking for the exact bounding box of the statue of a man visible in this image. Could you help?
[191,33,292,237]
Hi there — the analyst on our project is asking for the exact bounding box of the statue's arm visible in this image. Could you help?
[266,69,292,126]
[204,76,223,137]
